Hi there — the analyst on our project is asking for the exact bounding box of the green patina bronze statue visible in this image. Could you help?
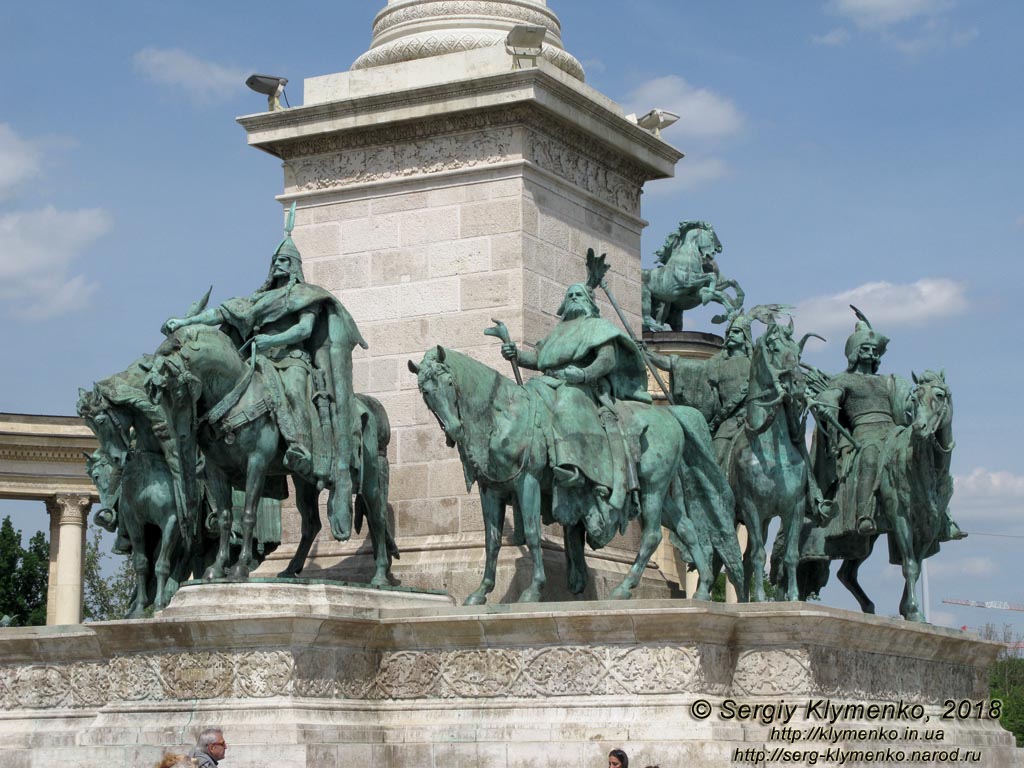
[79,205,398,616]
[410,251,747,606]
[798,307,964,621]
[641,220,743,333]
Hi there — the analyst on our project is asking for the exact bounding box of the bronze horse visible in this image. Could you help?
[410,346,745,605]
[149,324,398,585]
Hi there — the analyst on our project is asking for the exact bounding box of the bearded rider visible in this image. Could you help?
[163,204,367,536]
[811,309,963,549]
[500,283,650,543]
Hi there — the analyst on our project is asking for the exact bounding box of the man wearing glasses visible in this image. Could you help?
[188,728,227,767]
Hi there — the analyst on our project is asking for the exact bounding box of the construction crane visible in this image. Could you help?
[943,598,1024,612]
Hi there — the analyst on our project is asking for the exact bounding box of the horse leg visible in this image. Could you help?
[202,465,233,581]
[891,515,924,622]
[563,522,588,595]
[152,511,180,611]
[780,496,806,602]
[125,507,149,619]
[610,486,664,600]
[662,492,714,601]
[465,487,507,606]
[360,454,391,588]
[279,479,322,578]
[837,547,876,614]
[738,499,766,602]
[516,473,547,603]
[229,450,270,580]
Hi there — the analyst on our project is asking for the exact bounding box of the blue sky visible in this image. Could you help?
[1,0,1021,633]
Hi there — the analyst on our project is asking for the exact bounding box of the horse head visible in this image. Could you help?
[911,370,953,444]
[747,320,809,439]
[78,386,131,464]
[409,345,464,447]
[85,449,120,533]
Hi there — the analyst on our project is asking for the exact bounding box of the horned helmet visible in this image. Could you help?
[260,201,305,291]
[844,305,889,373]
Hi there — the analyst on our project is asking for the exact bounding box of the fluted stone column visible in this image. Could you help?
[45,494,90,625]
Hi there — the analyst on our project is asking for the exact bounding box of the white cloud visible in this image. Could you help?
[645,157,730,197]
[929,556,997,579]
[953,468,1024,523]
[0,124,42,201]
[824,0,974,55]
[812,28,850,46]
[623,75,743,141]
[827,0,952,30]
[0,206,111,318]
[133,47,248,103]
[795,278,968,337]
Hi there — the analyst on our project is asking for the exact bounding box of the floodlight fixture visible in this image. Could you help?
[506,24,546,69]
[246,74,289,112]
[635,108,680,137]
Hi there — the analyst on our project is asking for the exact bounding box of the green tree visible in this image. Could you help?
[0,516,49,626]
[82,527,135,621]
[982,623,1024,747]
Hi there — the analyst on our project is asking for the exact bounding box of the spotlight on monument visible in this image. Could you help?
[245,74,289,112]
[505,24,546,69]
[635,108,681,137]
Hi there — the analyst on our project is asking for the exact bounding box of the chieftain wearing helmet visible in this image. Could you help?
[809,307,962,556]
[164,204,366,531]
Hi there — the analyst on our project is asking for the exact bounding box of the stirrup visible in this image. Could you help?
[553,466,583,488]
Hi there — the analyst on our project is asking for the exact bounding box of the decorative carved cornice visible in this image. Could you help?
[373,1,560,38]
[0,445,91,465]
[282,105,646,215]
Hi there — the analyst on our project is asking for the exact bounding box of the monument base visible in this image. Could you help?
[0,583,1020,767]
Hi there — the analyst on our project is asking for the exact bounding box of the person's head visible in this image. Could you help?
[155,753,193,768]
[196,728,226,760]
[608,748,629,768]
[259,202,305,291]
[557,283,600,321]
[843,309,888,374]
[724,314,753,356]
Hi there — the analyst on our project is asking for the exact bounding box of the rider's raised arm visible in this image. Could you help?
[164,307,226,333]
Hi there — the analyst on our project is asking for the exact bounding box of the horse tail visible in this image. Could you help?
[357,393,391,458]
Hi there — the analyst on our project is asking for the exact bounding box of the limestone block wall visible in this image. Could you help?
[249,99,668,598]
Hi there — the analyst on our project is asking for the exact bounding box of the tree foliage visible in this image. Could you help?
[981,623,1024,747]
[83,527,135,622]
[0,516,49,626]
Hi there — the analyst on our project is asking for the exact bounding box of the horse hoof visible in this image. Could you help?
[228,564,250,580]
[517,588,542,603]
[692,590,711,601]
[370,574,390,588]
[277,569,298,579]
[203,567,222,582]
[609,586,633,601]
[329,515,351,542]
[464,592,487,606]
[903,610,925,623]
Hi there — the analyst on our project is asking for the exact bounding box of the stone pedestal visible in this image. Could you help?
[0,584,1020,767]
[239,2,683,602]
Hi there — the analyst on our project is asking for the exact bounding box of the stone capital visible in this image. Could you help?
[45,494,92,527]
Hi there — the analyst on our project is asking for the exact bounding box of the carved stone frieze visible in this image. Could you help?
[282,105,647,216]
[158,652,232,700]
[733,648,813,696]
[290,127,515,194]
[808,646,985,703]
[0,641,987,710]
[525,126,643,216]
